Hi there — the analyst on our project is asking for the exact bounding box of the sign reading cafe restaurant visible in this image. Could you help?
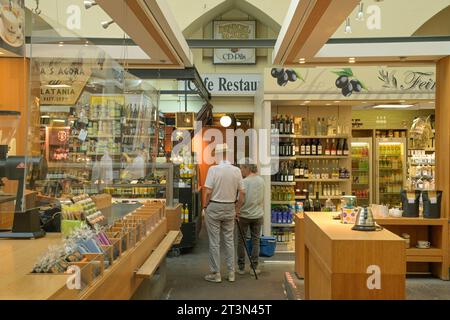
[184,74,261,96]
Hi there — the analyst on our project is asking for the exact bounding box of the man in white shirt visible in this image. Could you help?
[203,143,244,283]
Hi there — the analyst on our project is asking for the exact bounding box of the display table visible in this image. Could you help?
[303,212,406,300]
[0,203,179,300]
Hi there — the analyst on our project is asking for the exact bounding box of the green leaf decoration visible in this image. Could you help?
[293,70,305,82]
[343,68,354,77]
[359,79,369,91]
[332,69,353,77]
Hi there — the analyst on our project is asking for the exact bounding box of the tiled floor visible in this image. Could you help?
[163,225,450,300]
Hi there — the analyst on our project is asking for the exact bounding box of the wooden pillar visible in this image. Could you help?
[0,58,29,155]
[436,57,450,218]
[436,56,450,276]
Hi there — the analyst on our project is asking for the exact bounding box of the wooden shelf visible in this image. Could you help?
[375,217,447,226]
[272,223,295,228]
[406,247,442,257]
[278,156,349,160]
[272,182,296,186]
[295,196,342,200]
[295,179,350,182]
[272,134,349,139]
[272,201,296,205]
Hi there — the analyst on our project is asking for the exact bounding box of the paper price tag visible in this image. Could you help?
[430,197,437,204]
[78,129,87,141]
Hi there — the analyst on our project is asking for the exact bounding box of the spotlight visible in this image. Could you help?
[220,115,232,128]
[101,20,115,29]
[356,2,364,21]
[344,18,352,34]
[84,1,97,9]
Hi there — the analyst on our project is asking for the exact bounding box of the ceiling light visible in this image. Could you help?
[84,1,97,9]
[326,103,331,106]
[429,101,434,104]
[304,100,311,104]
[101,20,115,29]
[59,42,64,47]
[334,100,341,103]
[0,51,4,55]
[349,57,356,63]
[356,2,364,21]
[373,104,414,109]
[344,18,352,34]
[299,58,306,64]
[236,121,242,127]
[220,115,232,128]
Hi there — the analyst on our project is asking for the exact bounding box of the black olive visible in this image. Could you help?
[342,82,354,97]
[277,72,289,86]
[271,68,284,78]
[335,75,349,89]
[285,69,297,82]
[350,79,362,92]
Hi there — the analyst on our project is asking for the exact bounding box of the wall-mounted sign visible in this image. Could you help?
[39,60,92,105]
[182,74,261,96]
[264,66,436,100]
[0,0,25,55]
[213,21,256,65]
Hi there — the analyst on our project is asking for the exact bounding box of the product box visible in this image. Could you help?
[341,208,358,224]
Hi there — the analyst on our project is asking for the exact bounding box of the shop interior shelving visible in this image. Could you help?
[269,105,352,251]
[375,217,448,279]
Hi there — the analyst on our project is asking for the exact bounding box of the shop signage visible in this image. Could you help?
[182,74,261,96]
[213,21,256,65]
[0,0,25,55]
[39,60,92,105]
[264,66,436,100]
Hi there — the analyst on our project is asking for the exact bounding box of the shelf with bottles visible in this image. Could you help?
[271,182,296,186]
[272,160,350,184]
[375,129,408,139]
[295,183,345,200]
[271,114,350,138]
[272,137,350,158]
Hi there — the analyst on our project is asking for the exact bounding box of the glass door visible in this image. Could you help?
[351,139,372,206]
[375,138,407,206]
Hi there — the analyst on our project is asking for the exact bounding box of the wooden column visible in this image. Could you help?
[436,56,450,274]
[0,58,29,155]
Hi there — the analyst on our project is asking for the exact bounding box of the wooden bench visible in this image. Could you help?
[135,230,180,279]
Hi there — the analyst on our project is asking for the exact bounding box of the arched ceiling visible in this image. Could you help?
[166,0,292,37]
[414,5,450,36]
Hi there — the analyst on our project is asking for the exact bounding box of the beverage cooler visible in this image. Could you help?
[375,138,407,207]
[351,139,372,206]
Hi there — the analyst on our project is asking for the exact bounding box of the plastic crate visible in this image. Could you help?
[245,236,277,257]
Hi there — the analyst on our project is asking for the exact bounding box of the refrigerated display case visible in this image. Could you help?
[375,138,407,206]
[351,139,372,205]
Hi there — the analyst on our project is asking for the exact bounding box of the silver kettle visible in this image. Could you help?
[352,207,382,231]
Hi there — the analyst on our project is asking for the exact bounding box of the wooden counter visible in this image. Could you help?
[304,212,406,300]
[0,203,178,300]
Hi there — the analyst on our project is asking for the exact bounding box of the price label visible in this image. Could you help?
[78,129,87,141]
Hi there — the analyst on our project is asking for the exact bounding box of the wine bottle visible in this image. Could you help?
[305,139,311,155]
[300,139,306,155]
[316,118,322,136]
[337,139,343,156]
[294,161,300,178]
[314,192,322,212]
[331,139,337,156]
[304,192,312,212]
[279,115,284,134]
[317,139,323,155]
[311,139,317,155]
[299,161,304,179]
[290,116,295,134]
[304,162,309,179]
[325,139,331,156]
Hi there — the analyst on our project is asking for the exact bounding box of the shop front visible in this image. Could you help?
[256,64,448,298]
